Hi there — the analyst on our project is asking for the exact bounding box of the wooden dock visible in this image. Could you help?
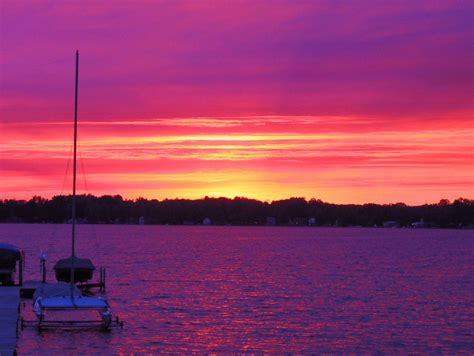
[0,287,20,355]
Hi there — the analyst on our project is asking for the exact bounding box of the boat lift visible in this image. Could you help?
[21,283,123,330]
[21,295,123,330]
[0,243,24,286]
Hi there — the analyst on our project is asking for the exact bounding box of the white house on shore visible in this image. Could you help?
[383,221,399,228]
[411,219,425,228]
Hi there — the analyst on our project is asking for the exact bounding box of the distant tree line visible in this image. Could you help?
[0,195,473,228]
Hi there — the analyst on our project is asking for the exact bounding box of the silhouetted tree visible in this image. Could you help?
[0,195,473,228]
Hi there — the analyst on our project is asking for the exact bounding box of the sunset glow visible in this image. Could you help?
[1,1,473,204]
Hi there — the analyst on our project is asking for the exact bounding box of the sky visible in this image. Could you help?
[1,0,473,204]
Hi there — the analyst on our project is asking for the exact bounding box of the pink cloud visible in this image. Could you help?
[1,1,472,121]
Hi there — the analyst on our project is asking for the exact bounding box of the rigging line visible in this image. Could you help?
[47,143,73,280]
[60,144,74,196]
[77,142,99,262]
[78,143,89,193]
[51,144,73,240]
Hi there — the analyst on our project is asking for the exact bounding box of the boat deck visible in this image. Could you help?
[0,287,20,355]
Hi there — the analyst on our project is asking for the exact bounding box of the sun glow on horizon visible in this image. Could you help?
[1,114,473,205]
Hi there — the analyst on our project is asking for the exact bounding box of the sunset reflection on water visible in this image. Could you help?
[2,225,472,353]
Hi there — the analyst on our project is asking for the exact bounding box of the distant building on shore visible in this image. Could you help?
[383,221,399,228]
[411,219,425,228]
[202,218,212,225]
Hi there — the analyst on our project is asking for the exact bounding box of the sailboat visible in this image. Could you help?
[52,50,95,284]
[33,51,114,330]
[54,256,95,283]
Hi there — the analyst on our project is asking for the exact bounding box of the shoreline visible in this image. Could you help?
[1,222,473,230]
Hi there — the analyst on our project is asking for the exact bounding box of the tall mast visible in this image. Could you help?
[70,50,79,297]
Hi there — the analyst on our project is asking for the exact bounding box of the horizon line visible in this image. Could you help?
[2,194,472,208]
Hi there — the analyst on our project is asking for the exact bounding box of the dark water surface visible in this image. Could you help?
[1,224,473,353]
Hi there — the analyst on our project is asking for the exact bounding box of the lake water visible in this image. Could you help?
[1,224,473,353]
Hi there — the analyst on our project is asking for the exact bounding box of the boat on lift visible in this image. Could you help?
[33,51,120,330]
[0,243,24,286]
[51,50,95,285]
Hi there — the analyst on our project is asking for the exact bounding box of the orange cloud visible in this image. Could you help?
[1,115,473,204]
